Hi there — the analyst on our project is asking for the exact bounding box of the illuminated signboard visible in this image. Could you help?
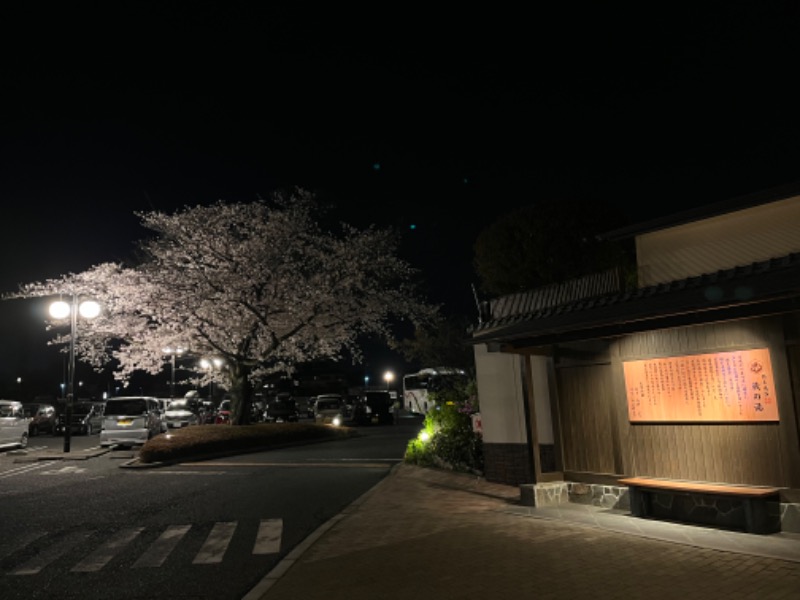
[623,348,778,422]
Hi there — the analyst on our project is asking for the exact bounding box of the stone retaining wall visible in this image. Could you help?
[519,480,800,533]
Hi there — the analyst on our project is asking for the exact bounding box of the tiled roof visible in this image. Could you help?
[470,253,800,348]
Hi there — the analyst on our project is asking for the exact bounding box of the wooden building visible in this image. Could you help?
[470,184,800,533]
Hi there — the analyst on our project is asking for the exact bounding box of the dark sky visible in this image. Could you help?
[2,3,800,395]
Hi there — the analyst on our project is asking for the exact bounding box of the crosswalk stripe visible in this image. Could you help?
[12,531,94,575]
[132,525,191,568]
[193,522,237,564]
[0,531,46,561]
[253,519,282,555]
[71,528,143,572]
[6,519,283,574]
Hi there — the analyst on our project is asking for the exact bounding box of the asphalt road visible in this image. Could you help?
[0,416,423,600]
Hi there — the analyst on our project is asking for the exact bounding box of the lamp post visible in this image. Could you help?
[49,296,100,453]
[163,347,186,400]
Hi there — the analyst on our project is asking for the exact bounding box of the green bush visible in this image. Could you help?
[403,378,483,474]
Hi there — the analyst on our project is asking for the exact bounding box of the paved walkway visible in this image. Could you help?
[247,463,800,600]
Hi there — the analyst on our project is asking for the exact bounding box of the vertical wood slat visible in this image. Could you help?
[557,365,615,474]
[558,318,788,486]
[617,320,784,485]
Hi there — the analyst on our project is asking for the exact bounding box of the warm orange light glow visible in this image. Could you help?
[623,348,778,422]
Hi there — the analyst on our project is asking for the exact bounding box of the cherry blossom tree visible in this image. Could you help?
[11,189,438,424]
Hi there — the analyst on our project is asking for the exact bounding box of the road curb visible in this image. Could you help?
[242,462,403,600]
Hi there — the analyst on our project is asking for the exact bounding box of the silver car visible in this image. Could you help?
[0,400,28,449]
[314,394,346,426]
[164,398,199,429]
[100,397,164,448]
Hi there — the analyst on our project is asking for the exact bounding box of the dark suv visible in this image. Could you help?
[22,403,58,436]
[352,391,394,425]
[264,394,299,423]
[54,401,105,435]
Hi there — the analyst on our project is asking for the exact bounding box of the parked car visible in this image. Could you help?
[22,402,57,436]
[306,396,318,419]
[164,398,200,429]
[313,394,346,426]
[264,394,299,423]
[352,391,394,425]
[100,396,164,447]
[54,401,105,435]
[198,400,217,424]
[0,400,28,449]
[215,399,232,424]
[250,398,267,423]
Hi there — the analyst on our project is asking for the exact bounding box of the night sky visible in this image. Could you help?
[2,3,800,396]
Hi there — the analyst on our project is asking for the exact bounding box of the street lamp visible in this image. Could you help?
[49,296,100,453]
[383,370,394,391]
[163,347,186,400]
[200,357,223,401]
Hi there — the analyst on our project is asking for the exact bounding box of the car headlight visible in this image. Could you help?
[332,415,342,427]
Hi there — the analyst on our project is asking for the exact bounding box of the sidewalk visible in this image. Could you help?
[247,463,800,600]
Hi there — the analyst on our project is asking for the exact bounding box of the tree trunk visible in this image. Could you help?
[228,362,254,425]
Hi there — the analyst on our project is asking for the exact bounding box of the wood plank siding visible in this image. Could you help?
[556,364,616,474]
[555,317,796,487]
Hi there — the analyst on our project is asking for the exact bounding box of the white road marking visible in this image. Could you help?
[0,461,57,479]
[8,519,283,573]
[193,522,237,564]
[71,528,143,572]
[253,519,282,555]
[12,531,94,575]
[132,525,191,568]
[0,531,46,561]
[41,465,87,475]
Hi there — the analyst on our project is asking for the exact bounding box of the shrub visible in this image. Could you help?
[403,378,483,474]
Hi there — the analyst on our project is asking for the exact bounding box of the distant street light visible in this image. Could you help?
[200,357,224,401]
[163,347,186,400]
[49,296,100,453]
[383,370,394,391]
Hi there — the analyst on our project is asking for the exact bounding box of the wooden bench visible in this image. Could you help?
[619,477,781,534]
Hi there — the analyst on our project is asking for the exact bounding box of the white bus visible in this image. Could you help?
[402,367,469,414]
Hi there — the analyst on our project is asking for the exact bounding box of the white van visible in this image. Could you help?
[100,397,163,448]
[0,400,29,449]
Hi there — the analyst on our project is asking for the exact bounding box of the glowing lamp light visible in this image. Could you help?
[49,301,70,319]
[418,430,431,442]
[79,300,101,319]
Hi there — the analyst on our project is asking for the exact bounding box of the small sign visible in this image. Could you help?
[471,413,482,433]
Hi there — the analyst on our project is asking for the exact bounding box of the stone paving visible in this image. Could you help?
[250,463,800,600]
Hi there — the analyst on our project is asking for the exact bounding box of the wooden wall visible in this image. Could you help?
[554,316,799,488]
[557,364,615,475]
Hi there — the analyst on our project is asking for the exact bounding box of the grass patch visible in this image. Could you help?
[138,423,358,464]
